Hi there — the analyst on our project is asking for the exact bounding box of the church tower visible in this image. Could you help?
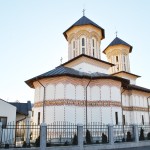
[103,37,132,74]
[63,15,105,60]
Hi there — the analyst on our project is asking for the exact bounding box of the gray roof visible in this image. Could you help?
[103,37,132,53]
[128,84,150,93]
[10,101,32,116]
[63,16,105,40]
[25,66,129,88]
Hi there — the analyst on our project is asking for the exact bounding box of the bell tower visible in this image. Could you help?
[63,15,105,60]
[103,37,132,74]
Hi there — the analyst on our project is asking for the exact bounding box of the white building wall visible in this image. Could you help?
[72,62,109,74]
[0,100,16,124]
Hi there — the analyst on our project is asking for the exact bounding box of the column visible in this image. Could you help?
[40,123,47,150]
[77,124,83,149]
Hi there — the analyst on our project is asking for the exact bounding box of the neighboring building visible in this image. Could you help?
[0,98,16,127]
[10,101,32,124]
[25,15,150,125]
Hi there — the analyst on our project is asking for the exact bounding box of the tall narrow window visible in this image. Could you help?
[142,115,144,125]
[81,37,85,54]
[73,41,75,49]
[82,38,85,46]
[92,39,94,47]
[38,112,40,125]
[116,56,118,62]
[123,115,125,125]
[115,112,118,125]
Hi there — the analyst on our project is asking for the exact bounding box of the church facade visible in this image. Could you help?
[26,15,150,125]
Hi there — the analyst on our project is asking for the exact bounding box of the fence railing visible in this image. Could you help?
[1,122,150,149]
[113,125,134,143]
[83,123,108,144]
[0,121,40,148]
[47,121,77,146]
[138,125,150,141]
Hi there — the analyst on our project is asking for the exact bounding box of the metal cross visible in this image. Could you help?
[82,9,85,16]
[115,31,118,37]
[60,57,63,64]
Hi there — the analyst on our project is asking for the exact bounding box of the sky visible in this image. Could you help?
[0,0,150,103]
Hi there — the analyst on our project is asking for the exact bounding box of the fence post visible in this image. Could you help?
[40,123,47,150]
[25,119,31,147]
[133,124,139,143]
[108,124,114,144]
[0,122,2,144]
[77,124,83,150]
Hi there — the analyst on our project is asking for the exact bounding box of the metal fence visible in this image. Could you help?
[0,121,40,148]
[47,121,77,146]
[138,125,150,141]
[83,123,109,144]
[113,125,134,143]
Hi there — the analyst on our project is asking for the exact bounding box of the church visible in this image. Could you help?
[25,14,150,126]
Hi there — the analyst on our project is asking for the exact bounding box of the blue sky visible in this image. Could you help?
[0,0,150,102]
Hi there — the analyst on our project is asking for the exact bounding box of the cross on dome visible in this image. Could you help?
[82,9,85,16]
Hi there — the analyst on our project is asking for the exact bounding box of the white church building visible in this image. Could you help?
[25,15,150,126]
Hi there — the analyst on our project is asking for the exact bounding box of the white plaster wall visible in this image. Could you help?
[76,85,84,100]
[66,84,75,99]
[91,86,100,100]
[111,86,121,101]
[0,100,16,124]
[46,84,55,100]
[65,106,76,123]
[101,85,110,100]
[72,62,109,74]
[55,83,64,99]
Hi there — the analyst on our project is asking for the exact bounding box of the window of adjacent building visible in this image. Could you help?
[38,112,40,125]
[32,111,34,117]
[115,112,118,125]
[123,115,125,125]
[142,115,144,125]
[0,117,7,128]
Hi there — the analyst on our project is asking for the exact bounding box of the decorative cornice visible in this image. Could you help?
[123,106,149,112]
[34,99,121,108]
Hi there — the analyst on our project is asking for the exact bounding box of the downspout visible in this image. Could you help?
[121,88,126,140]
[37,80,46,123]
[85,76,92,133]
[147,96,150,125]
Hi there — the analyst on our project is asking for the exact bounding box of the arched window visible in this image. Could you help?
[80,36,86,54]
[92,38,96,57]
[72,39,76,57]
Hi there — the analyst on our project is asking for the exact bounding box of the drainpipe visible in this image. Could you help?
[37,80,46,123]
[121,88,126,139]
[147,96,150,125]
[85,76,92,133]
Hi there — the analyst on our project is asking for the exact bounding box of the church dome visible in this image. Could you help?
[63,16,105,40]
[103,37,132,54]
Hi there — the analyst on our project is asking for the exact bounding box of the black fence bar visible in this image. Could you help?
[113,125,134,143]
[138,125,150,141]
[83,122,109,144]
[47,121,77,146]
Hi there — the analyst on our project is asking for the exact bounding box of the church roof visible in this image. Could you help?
[112,71,141,78]
[63,16,105,40]
[61,54,114,67]
[103,37,133,54]
[128,84,150,93]
[25,66,129,88]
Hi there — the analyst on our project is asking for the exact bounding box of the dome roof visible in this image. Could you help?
[63,16,105,40]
